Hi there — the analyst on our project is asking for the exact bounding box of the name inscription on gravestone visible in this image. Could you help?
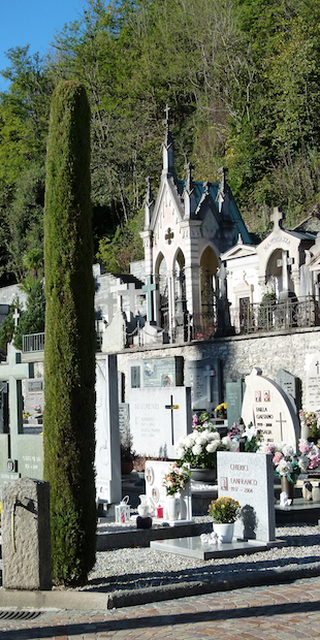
[241,368,299,448]
[129,387,192,458]
[217,451,275,542]
[306,353,320,410]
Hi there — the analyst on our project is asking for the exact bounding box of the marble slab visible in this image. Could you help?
[150,536,282,560]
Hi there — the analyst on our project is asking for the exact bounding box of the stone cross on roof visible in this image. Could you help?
[271,206,283,231]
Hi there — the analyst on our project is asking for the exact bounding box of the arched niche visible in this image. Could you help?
[265,249,294,297]
[200,245,219,315]
[173,247,186,300]
[155,251,169,329]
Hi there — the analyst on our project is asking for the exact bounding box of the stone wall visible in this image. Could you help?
[117,326,320,409]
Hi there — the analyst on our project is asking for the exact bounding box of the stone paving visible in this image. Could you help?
[0,576,320,639]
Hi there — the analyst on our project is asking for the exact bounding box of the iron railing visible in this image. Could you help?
[231,296,320,335]
[23,332,45,353]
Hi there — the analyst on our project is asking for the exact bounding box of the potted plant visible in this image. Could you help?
[176,413,238,482]
[208,496,241,543]
[163,462,192,520]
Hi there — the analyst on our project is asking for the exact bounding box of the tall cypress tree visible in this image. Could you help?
[43,81,96,586]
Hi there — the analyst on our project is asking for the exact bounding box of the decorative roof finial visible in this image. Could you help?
[185,161,195,194]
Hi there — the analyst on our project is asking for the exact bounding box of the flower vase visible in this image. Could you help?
[281,476,295,501]
[213,522,234,543]
[166,495,181,521]
[191,468,217,483]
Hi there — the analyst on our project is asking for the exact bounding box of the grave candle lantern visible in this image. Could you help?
[115,495,130,524]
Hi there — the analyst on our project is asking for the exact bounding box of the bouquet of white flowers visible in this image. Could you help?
[176,417,238,470]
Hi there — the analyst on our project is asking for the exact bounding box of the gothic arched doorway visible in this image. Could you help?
[199,246,219,336]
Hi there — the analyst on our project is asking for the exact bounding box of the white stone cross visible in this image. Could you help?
[271,207,283,230]
[0,348,34,457]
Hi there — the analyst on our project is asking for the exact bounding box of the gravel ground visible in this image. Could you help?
[79,518,320,594]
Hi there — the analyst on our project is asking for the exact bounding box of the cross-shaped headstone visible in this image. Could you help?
[118,283,143,319]
[13,308,20,327]
[277,251,294,292]
[203,365,215,403]
[165,228,174,245]
[165,395,179,445]
[142,276,157,321]
[0,348,34,458]
[271,207,283,230]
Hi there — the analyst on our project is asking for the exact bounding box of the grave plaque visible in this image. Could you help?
[241,368,299,448]
[185,358,221,412]
[129,386,192,458]
[217,451,275,542]
[276,369,300,414]
[305,353,320,410]
[23,378,44,416]
[226,378,246,428]
[129,356,183,389]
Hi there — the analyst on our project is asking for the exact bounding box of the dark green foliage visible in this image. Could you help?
[13,279,46,351]
[0,307,14,349]
[43,80,96,586]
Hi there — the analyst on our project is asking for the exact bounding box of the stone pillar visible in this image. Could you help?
[2,477,51,590]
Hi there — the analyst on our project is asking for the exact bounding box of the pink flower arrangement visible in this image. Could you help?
[273,451,283,465]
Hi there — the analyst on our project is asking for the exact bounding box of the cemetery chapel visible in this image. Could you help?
[99,106,320,349]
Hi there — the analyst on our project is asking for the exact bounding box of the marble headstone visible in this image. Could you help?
[241,368,299,448]
[129,386,192,458]
[305,353,320,410]
[276,369,300,414]
[95,354,122,506]
[184,358,221,412]
[217,451,275,542]
[226,378,246,428]
[144,460,192,522]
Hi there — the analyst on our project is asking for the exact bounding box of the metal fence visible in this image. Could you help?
[22,332,45,353]
[230,296,320,335]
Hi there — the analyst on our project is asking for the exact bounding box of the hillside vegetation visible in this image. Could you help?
[1,0,320,279]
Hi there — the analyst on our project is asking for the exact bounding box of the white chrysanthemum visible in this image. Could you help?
[176,446,185,458]
[229,439,239,452]
[206,441,219,453]
[221,435,232,448]
[192,443,202,456]
[196,432,209,445]
[298,455,309,472]
[282,444,294,458]
[207,431,220,441]
[277,458,293,475]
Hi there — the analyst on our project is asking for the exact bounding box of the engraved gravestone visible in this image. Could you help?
[241,368,299,448]
[217,451,275,542]
[305,353,320,410]
[276,369,300,414]
[185,358,221,412]
[129,387,192,458]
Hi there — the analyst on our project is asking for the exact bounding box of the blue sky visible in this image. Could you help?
[0,0,86,90]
